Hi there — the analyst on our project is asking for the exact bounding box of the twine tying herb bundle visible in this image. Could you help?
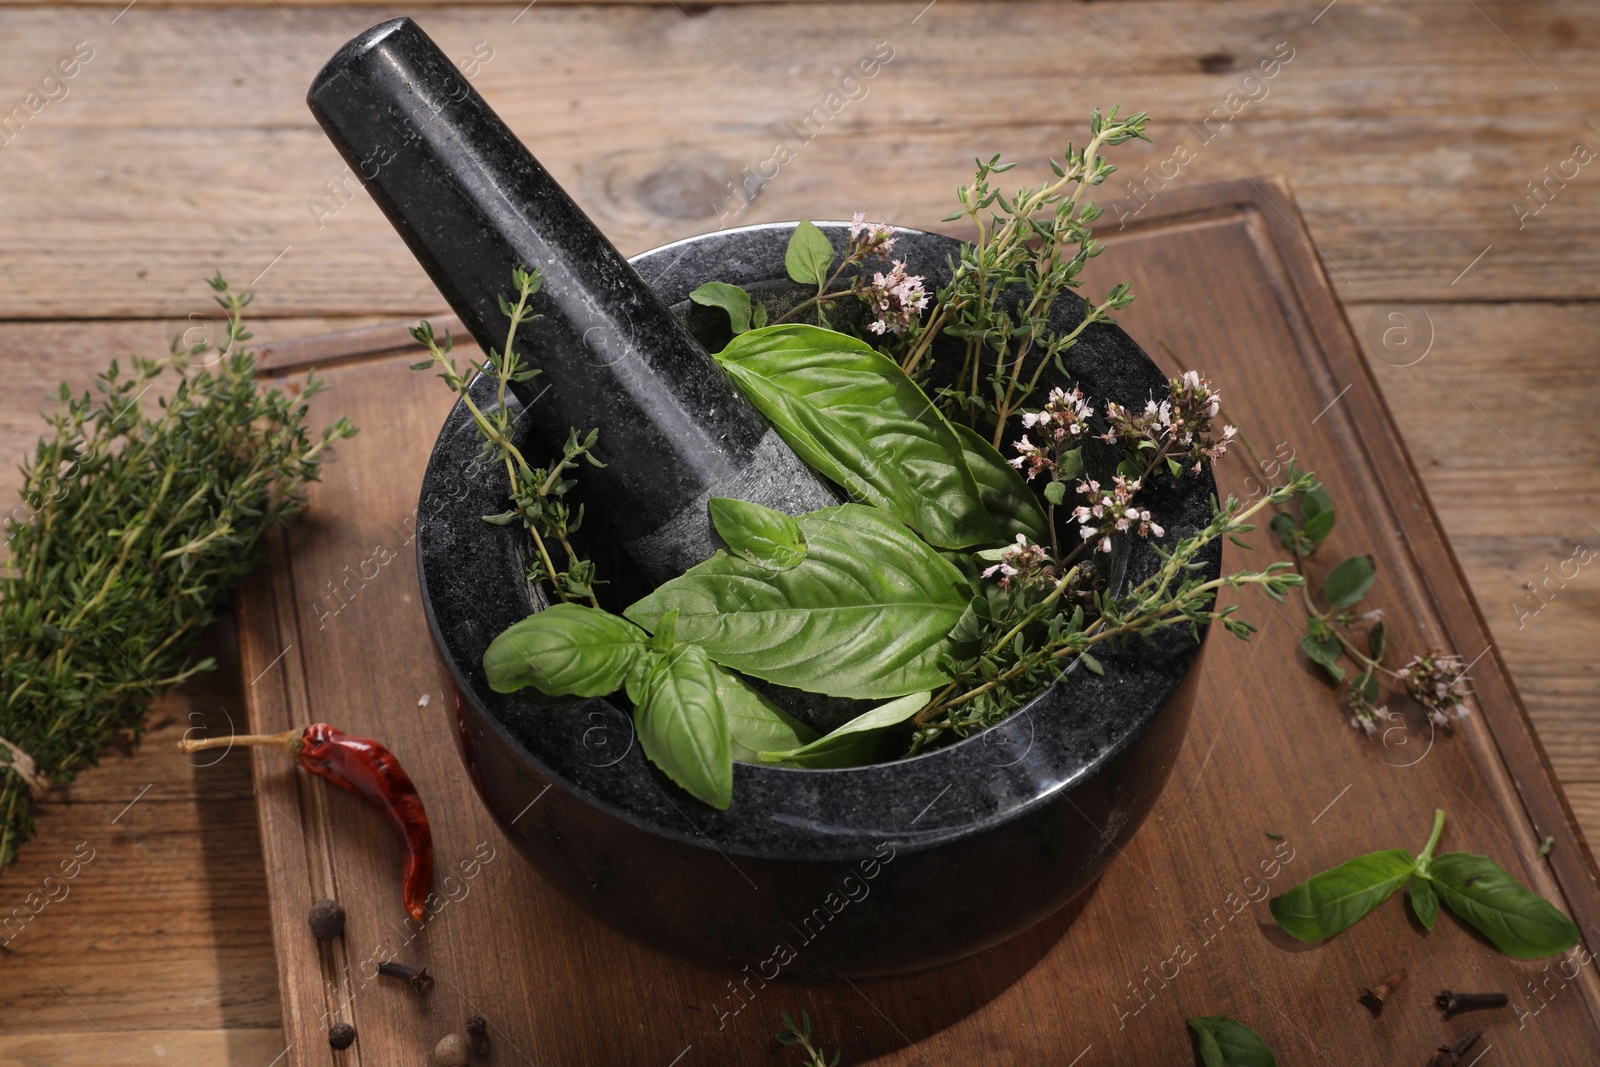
[0,276,356,868]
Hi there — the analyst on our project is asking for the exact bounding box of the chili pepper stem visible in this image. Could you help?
[177,727,302,756]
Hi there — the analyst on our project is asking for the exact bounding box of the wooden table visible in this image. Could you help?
[2,2,1597,1062]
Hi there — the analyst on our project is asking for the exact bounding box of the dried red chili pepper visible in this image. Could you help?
[180,723,433,920]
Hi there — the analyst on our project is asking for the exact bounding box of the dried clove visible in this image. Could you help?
[328,1022,357,1051]
[377,960,435,994]
[466,1013,489,1055]
[1360,968,1407,1015]
[308,899,346,941]
[1435,990,1508,1018]
[434,1032,470,1067]
[1430,1028,1482,1066]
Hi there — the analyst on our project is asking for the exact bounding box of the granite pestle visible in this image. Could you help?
[306,18,837,584]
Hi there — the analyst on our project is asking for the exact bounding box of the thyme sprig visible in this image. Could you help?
[776,1010,840,1067]
[909,479,1309,746]
[410,268,603,605]
[901,106,1149,445]
[0,276,356,867]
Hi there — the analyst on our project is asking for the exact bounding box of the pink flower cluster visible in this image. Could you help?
[848,211,897,260]
[864,260,930,335]
[1071,475,1163,554]
[1009,387,1094,481]
[1102,370,1236,472]
[981,533,1056,592]
[1396,649,1473,728]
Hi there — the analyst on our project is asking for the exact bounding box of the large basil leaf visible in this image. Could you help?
[1408,873,1439,930]
[713,665,817,762]
[714,325,1002,549]
[950,422,1049,543]
[1429,852,1581,958]
[1269,849,1415,941]
[483,604,647,696]
[625,644,733,810]
[708,497,807,570]
[1187,1016,1276,1067]
[626,504,968,699]
[757,691,928,768]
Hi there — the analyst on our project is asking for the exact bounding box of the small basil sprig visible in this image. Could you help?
[1269,809,1580,958]
[1187,1016,1276,1067]
[709,497,807,570]
[484,603,801,810]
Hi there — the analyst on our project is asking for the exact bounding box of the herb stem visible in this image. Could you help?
[1417,808,1447,868]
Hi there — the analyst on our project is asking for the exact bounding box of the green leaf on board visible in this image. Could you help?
[690,281,753,334]
[483,604,648,696]
[1186,1016,1277,1067]
[626,504,968,699]
[1428,852,1581,958]
[625,644,733,810]
[1270,513,1301,554]
[1367,619,1388,662]
[1408,873,1439,930]
[1299,634,1346,684]
[785,220,836,287]
[756,691,929,768]
[1302,508,1336,546]
[713,665,817,762]
[1323,555,1376,609]
[708,497,807,570]
[1268,849,1416,941]
[714,324,1002,549]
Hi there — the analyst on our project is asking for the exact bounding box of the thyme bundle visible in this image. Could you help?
[0,277,355,867]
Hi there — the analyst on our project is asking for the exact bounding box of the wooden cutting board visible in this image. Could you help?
[235,177,1600,1066]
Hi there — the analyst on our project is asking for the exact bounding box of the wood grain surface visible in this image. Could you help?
[3,1,1599,1064]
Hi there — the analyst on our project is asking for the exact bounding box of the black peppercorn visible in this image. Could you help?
[308,899,346,941]
[328,1022,356,1050]
[466,1013,489,1054]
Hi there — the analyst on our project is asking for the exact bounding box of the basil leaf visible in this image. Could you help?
[1187,1016,1276,1067]
[627,644,733,809]
[708,497,807,570]
[483,604,647,696]
[690,281,752,334]
[1429,851,1581,958]
[713,665,817,762]
[950,422,1049,543]
[757,691,928,768]
[1299,634,1346,684]
[714,325,1002,549]
[785,220,835,287]
[1323,555,1376,609]
[1408,873,1438,930]
[1269,849,1415,941]
[626,504,967,699]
